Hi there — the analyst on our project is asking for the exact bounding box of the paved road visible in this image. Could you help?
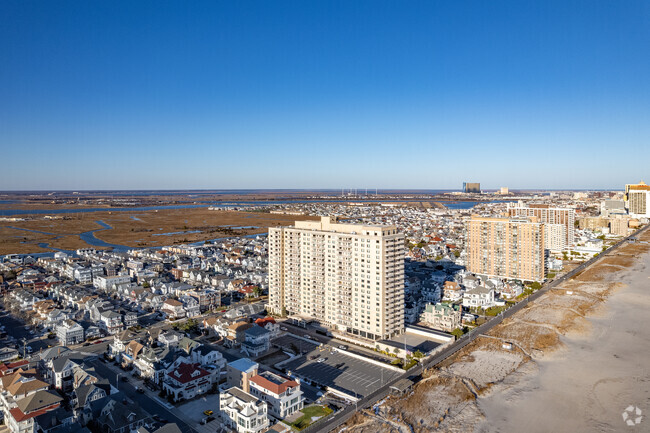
[303,224,650,433]
[88,358,203,433]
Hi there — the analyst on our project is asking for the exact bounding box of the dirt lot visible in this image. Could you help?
[0,209,318,254]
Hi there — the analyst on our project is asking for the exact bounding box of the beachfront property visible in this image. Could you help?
[268,216,405,341]
[626,181,650,218]
[419,303,461,332]
[467,216,545,282]
[248,371,303,419]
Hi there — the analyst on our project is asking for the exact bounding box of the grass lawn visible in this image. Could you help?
[288,405,333,430]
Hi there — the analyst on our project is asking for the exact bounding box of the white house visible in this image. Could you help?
[219,387,269,433]
[462,286,496,309]
[248,371,303,419]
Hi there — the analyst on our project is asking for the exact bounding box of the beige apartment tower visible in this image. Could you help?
[467,216,545,282]
[507,202,575,248]
[626,181,650,218]
[268,216,405,341]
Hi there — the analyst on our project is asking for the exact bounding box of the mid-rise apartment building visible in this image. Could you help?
[507,202,575,248]
[269,216,404,341]
[467,216,545,282]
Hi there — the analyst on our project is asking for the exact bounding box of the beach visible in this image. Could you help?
[340,230,650,433]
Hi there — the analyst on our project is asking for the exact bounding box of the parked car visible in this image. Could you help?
[136,388,145,394]
[203,410,213,416]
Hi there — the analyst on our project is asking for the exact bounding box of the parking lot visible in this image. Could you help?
[280,344,402,399]
[272,334,320,355]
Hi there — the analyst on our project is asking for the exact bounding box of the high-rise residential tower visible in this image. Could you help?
[268,216,404,341]
[467,216,546,282]
[507,202,575,248]
[626,181,650,218]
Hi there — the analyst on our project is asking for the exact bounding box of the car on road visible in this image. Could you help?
[83,343,91,346]
[304,334,312,339]
[280,326,288,331]
[136,388,145,394]
[203,410,213,416]
[338,345,348,350]
[317,358,326,363]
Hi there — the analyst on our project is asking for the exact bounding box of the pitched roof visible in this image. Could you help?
[6,376,50,397]
[15,389,63,414]
[167,362,210,384]
[250,372,298,395]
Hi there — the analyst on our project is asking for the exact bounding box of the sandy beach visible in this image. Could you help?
[340,230,650,433]
[475,246,650,433]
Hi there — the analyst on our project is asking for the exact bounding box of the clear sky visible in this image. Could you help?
[1,1,649,191]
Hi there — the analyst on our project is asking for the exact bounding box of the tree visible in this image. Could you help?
[253,286,262,298]
[412,350,425,359]
[453,250,461,258]
[451,328,464,339]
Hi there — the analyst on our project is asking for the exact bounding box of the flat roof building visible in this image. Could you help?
[507,201,575,248]
[467,216,545,282]
[268,216,405,341]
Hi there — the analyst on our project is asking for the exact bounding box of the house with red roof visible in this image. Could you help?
[162,362,215,402]
[248,371,303,419]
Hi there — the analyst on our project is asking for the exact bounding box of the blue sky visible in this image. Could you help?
[1,0,649,190]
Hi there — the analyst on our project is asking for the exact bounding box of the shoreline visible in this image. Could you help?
[340,229,650,433]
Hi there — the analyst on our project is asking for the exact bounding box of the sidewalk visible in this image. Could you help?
[101,360,225,433]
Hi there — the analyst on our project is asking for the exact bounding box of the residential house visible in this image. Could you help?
[241,326,270,358]
[462,286,496,309]
[162,362,214,402]
[56,320,85,346]
[160,299,185,321]
[219,387,269,433]
[226,358,259,393]
[248,371,303,419]
[419,303,461,332]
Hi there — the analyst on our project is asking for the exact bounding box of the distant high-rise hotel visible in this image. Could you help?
[467,216,545,282]
[507,202,575,248]
[463,182,481,193]
[268,216,405,341]
[625,181,650,218]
